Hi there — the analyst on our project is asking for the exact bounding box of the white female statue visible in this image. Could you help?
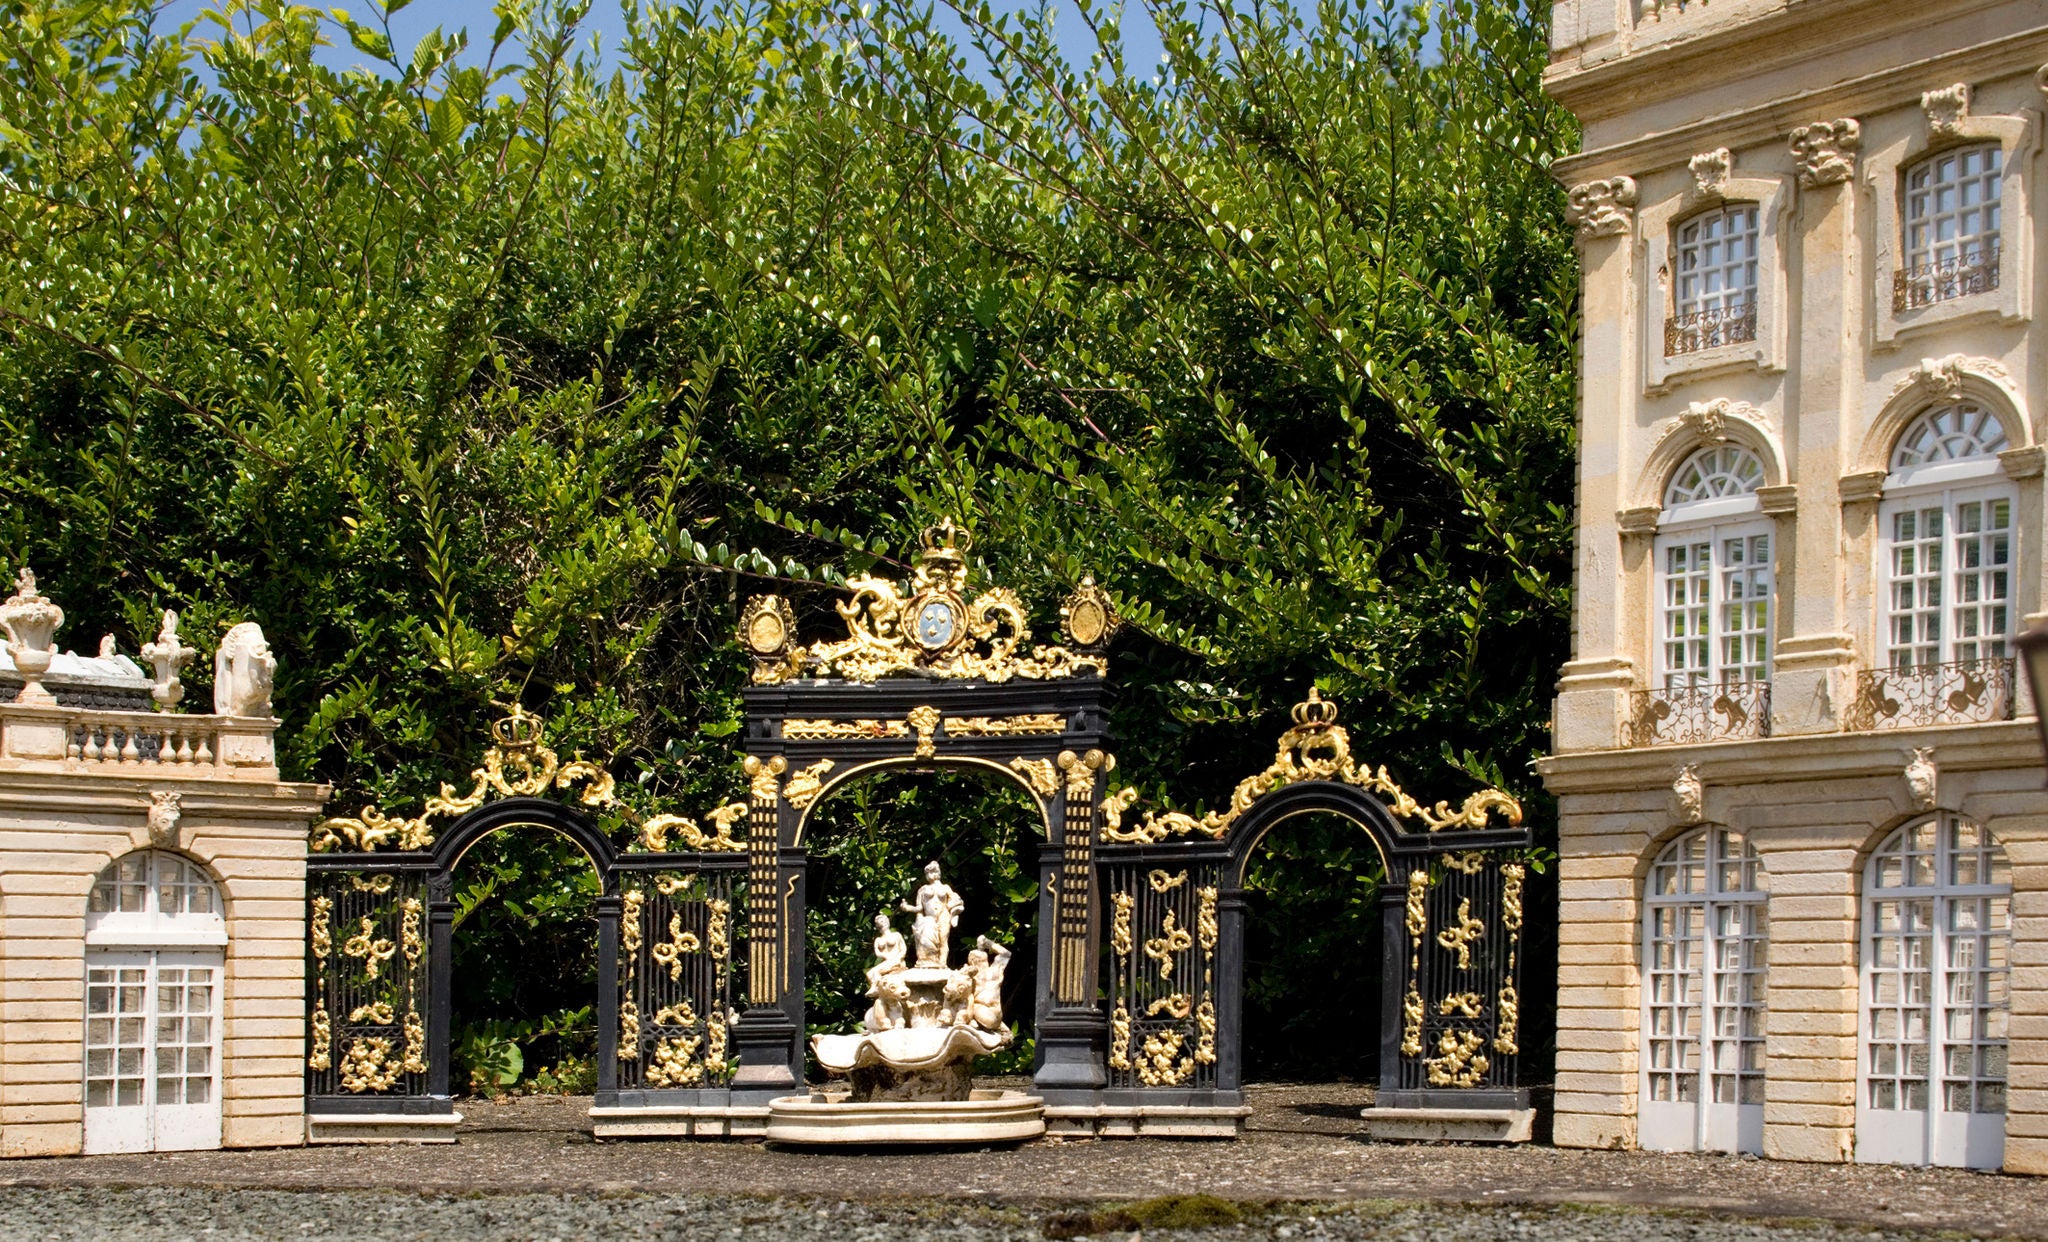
[900,860,964,968]
[864,913,908,1009]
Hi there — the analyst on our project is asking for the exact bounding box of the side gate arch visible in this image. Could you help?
[303,710,762,1138]
[1094,691,1532,1131]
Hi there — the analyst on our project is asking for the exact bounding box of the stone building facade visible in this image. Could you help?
[0,579,324,1157]
[1537,1,2048,1170]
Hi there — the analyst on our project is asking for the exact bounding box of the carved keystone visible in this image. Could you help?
[1565,177,1637,241]
[1789,119,1861,188]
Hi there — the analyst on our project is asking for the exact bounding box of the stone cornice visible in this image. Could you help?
[1536,719,2041,793]
[0,768,328,819]
[1550,23,2048,185]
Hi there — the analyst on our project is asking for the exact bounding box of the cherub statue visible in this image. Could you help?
[961,936,1011,1033]
[864,913,907,997]
[900,860,964,968]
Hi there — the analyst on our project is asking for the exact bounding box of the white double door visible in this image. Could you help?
[83,949,223,1154]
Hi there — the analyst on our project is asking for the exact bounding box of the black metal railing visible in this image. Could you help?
[1847,656,2014,731]
[1627,680,1772,747]
[1894,248,2000,312]
[1664,304,1758,356]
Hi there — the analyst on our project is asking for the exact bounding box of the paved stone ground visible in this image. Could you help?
[1,1085,2041,1239]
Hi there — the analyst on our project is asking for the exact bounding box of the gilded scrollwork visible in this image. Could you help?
[311,896,332,960]
[908,705,941,759]
[343,916,395,981]
[1145,993,1193,1019]
[1147,869,1187,893]
[308,1002,332,1071]
[1441,851,1486,875]
[350,874,394,894]
[745,520,1109,686]
[1500,863,1525,933]
[618,1001,641,1060]
[947,713,1067,736]
[646,1035,706,1087]
[1009,757,1058,798]
[1425,1029,1491,1088]
[783,718,909,741]
[638,803,747,852]
[1437,992,1483,1019]
[338,1037,400,1092]
[349,1002,395,1024]
[1404,869,1429,942]
[1111,891,1134,959]
[622,889,644,960]
[707,1007,728,1070]
[1144,909,1194,980]
[781,759,837,810]
[1194,999,1218,1067]
[707,897,732,990]
[1196,886,1219,954]
[1106,690,1522,844]
[402,1007,428,1075]
[400,897,423,965]
[1493,984,1521,1056]
[650,914,701,981]
[744,754,787,803]
[1109,1003,1132,1070]
[1137,1029,1195,1086]
[312,706,617,852]
[1436,899,1485,969]
[1400,986,1425,1058]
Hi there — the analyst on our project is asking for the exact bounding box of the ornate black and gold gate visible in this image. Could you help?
[301,519,1534,1139]
[304,711,760,1137]
[1091,690,1531,1130]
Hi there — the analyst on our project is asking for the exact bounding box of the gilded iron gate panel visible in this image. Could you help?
[306,869,431,1099]
[615,868,744,1089]
[1103,862,1221,1091]
[1392,853,1524,1096]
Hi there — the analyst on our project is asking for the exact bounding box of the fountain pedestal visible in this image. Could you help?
[763,876,1045,1145]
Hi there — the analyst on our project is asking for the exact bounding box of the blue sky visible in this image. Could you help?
[151,0,1168,82]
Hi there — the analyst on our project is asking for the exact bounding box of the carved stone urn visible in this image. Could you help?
[0,567,64,705]
[139,610,196,710]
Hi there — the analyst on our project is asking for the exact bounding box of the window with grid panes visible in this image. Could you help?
[1882,405,2014,670]
[1906,145,2002,272]
[1674,206,1758,322]
[1656,446,1772,689]
[1641,827,1768,1154]
[1860,814,2010,1169]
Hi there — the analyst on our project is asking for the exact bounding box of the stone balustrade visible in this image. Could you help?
[0,704,277,777]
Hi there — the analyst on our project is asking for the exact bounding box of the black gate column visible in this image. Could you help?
[732,754,801,1106]
[595,893,621,1091]
[426,877,456,1101]
[1035,749,1110,1104]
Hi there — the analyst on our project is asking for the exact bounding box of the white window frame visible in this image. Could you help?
[86,849,226,948]
[1869,100,2036,350]
[1877,415,2015,673]
[1640,826,1768,1155]
[1655,446,1774,691]
[1640,168,1792,392]
[1857,813,2009,1170]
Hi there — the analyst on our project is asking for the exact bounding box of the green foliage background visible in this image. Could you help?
[0,0,1577,1082]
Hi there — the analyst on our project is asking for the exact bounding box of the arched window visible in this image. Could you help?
[1667,205,1760,355]
[1656,446,1772,689]
[1881,405,2013,675]
[1899,144,2002,310]
[83,851,223,1155]
[1859,814,2009,1169]
[1641,826,1768,1154]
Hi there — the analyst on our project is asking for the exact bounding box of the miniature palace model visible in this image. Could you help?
[288,520,1536,1143]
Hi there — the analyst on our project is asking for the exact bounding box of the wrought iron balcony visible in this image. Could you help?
[1847,657,2014,732]
[1664,305,1757,357]
[1893,248,2000,312]
[1627,680,1772,747]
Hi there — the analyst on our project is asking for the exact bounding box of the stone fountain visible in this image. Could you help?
[764,861,1046,1145]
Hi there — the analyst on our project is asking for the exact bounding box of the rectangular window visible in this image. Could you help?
[1884,491,2011,669]
[1667,205,1760,355]
[1898,144,2002,311]
[1658,524,1772,688]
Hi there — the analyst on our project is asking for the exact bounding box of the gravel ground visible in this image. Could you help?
[2,1085,2039,1240]
[0,1187,2006,1242]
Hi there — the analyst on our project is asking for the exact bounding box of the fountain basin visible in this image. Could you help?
[764,1088,1046,1146]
